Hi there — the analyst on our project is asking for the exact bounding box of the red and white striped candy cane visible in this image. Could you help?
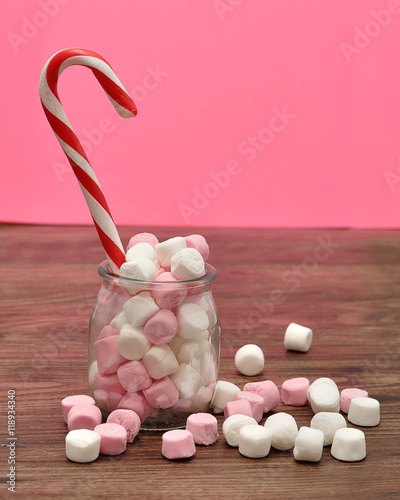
[39,48,137,274]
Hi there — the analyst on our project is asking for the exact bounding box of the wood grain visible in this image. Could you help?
[0,224,399,499]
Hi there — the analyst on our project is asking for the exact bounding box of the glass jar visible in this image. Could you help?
[88,261,220,430]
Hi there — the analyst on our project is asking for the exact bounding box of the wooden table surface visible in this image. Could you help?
[0,224,399,499]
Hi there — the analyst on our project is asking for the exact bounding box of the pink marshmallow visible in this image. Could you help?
[142,376,180,409]
[97,325,119,340]
[94,335,126,375]
[224,399,253,419]
[117,360,153,393]
[67,403,102,431]
[93,389,124,412]
[126,232,159,251]
[94,423,127,455]
[156,266,167,277]
[118,392,154,423]
[162,430,196,460]
[186,413,219,445]
[234,391,264,422]
[151,272,188,309]
[243,380,280,413]
[107,409,141,443]
[144,309,178,345]
[281,377,310,406]
[340,388,369,414]
[185,234,210,261]
[61,395,95,424]
[95,372,126,397]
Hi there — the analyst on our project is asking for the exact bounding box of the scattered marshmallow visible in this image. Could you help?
[67,403,102,431]
[234,344,264,376]
[211,380,241,414]
[310,412,347,446]
[186,413,219,445]
[117,324,151,360]
[293,426,324,462]
[94,423,127,455]
[185,234,210,261]
[61,395,95,424]
[281,377,310,406]
[94,335,126,375]
[106,409,141,443]
[171,248,205,281]
[142,344,179,379]
[284,323,313,352]
[239,425,272,459]
[243,380,280,413]
[65,429,101,463]
[126,232,159,250]
[348,397,380,427]
[142,376,180,409]
[155,237,187,268]
[120,259,158,282]
[123,292,159,327]
[152,272,188,309]
[331,428,366,462]
[126,242,160,269]
[340,388,369,414]
[162,429,196,460]
[177,303,209,339]
[308,383,340,414]
[223,414,258,447]
[224,399,253,419]
[144,309,178,345]
[117,360,152,393]
[264,412,298,451]
[170,363,204,400]
[234,391,264,423]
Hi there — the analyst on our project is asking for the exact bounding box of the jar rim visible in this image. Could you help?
[98,260,217,285]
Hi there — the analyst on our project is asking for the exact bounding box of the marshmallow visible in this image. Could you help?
[293,426,324,462]
[177,303,209,339]
[94,423,127,455]
[243,380,280,413]
[307,377,338,400]
[142,377,180,409]
[126,242,160,269]
[224,399,253,419]
[144,309,178,345]
[95,372,126,397]
[152,272,188,309]
[308,383,340,414]
[186,413,219,445]
[281,377,310,406]
[61,395,95,424]
[171,248,205,281]
[98,325,119,340]
[234,391,264,423]
[177,338,214,384]
[127,232,159,250]
[118,392,153,423]
[162,429,196,460]
[155,237,187,268]
[331,428,366,462]
[170,363,204,400]
[93,389,124,412]
[142,344,179,380]
[110,311,129,332]
[239,425,272,459]
[94,335,126,375]
[106,409,141,443]
[348,397,380,427]
[234,344,264,376]
[67,403,102,431]
[264,412,298,451]
[184,234,210,261]
[120,259,158,282]
[340,388,369,414]
[310,412,347,446]
[117,360,152,392]
[222,414,258,447]
[65,429,101,463]
[284,323,313,352]
[168,334,187,356]
[123,292,159,327]
[211,380,241,414]
[117,324,151,360]
[189,386,214,412]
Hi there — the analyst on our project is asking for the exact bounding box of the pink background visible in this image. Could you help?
[1,0,400,228]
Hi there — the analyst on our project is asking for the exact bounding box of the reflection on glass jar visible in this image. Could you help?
[88,261,221,430]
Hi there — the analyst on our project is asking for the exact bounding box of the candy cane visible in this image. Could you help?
[39,48,137,273]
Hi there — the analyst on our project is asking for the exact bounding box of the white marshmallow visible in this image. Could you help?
[308,383,340,414]
[123,292,159,327]
[177,303,209,339]
[88,361,99,389]
[234,344,264,376]
[223,414,258,447]
[293,426,324,462]
[177,338,215,386]
[211,380,241,414]
[239,425,271,458]
[307,377,338,399]
[310,412,347,445]
[171,248,205,280]
[126,242,160,269]
[117,324,151,360]
[120,259,158,282]
[142,344,179,380]
[155,237,187,268]
[170,363,204,400]
[331,428,366,462]
[264,412,298,451]
[284,323,313,352]
[110,310,129,332]
[348,397,380,427]
[65,429,101,463]
[167,334,186,356]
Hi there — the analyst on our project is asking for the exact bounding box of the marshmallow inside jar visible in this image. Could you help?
[88,233,221,430]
